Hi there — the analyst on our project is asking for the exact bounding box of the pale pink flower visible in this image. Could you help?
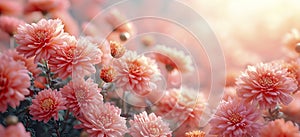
[283,29,300,54]
[5,49,40,78]
[60,78,103,117]
[129,111,172,137]
[281,91,300,123]
[152,45,194,73]
[29,89,66,123]
[209,99,262,137]
[260,119,300,137]
[15,19,71,63]
[155,87,207,128]
[76,103,127,137]
[25,0,70,14]
[0,1,23,16]
[236,62,298,109]
[0,123,31,137]
[0,54,30,112]
[113,51,161,95]
[0,16,25,36]
[48,37,102,79]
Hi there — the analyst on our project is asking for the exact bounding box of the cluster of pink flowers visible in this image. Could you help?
[1,0,300,137]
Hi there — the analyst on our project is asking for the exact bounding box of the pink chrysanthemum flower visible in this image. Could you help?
[29,89,66,123]
[113,51,161,95]
[236,62,298,109]
[60,78,103,117]
[76,103,127,137]
[155,87,207,128]
[15,18,72,63]
[0,55,30,112]
[0,123,31,137]
[209,99,262,137]
[260,119,300,137]
[129,111,172,137]
[0,16,25,36]
[25,0,70,14]
[5,49,40,78]
[49,37,102,79]
[152,45,194,73]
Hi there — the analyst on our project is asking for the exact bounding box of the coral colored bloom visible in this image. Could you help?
[76,103,127,137]
[0,1,23,16]
[0,123,31,137]
[185,130,205,137]
[0,16,25,36]
[152,45,194,73]
[60,78,103,117]
[49,37,102,79]
[113,51,161,95]
[25,0,70,14]
[29,89,66,123]
[260,119,300,137]
[0,55,30,112]
[15,19,72,63]
[209,99,262,137]
[129,111,172,137]
[5,49,40,78]
[236,62,298,109]
[100,66,117,83]
[110,41,126,58]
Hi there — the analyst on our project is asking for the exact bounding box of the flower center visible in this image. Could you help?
[75,87,87,102]
[258,74,277,88]
[129,60,142,75]
[229,113,243,124]
[41,98,54,110]
[35,29,49,42]
[149,123,160,135]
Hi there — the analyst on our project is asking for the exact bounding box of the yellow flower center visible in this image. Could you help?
[41,98,54,110]
[229,113,243,124]
[258,74,277,88]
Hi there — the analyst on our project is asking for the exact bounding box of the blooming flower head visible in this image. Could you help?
[185,130,205,137]
[236,62,298,109]
[29,89,66,123]
[76,103,127,137]
[129,111,172,137]
[260,119,300,137]
[25,0,70,14]
[0,16,25,36]
[60,78,103,117]
[15,18,72,63]
[113,51,161,95]
[0,54,30,112]
[209,98,262,137]
[0,123,31,137]
[155,87,207,128]
[152,45,194,73]
[5,49,40,78]
[0,1,23,16]
[49,37,102,79]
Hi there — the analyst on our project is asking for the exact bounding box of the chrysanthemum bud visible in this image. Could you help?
[119,32,130,41]
[110,41,126,58]
[5,115,18,126]
[185,130,206,137]
[100,66,117,83]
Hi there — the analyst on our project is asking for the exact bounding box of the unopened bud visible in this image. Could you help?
[110,41,126,58]
[100,66,117,83]
[119,32,130,41]
[5,115,18,126]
